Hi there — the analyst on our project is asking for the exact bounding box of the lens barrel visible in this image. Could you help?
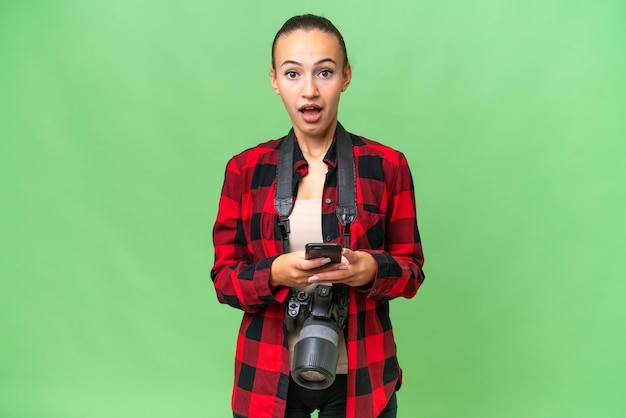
[291,316,339,390]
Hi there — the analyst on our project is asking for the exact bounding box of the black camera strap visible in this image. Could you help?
[274,122,357,253]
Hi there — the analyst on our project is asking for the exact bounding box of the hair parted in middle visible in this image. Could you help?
[271,14,349,69]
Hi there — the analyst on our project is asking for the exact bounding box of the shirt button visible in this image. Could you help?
[325,198,332,204]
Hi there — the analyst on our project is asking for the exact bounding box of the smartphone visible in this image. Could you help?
[304,243,343,263]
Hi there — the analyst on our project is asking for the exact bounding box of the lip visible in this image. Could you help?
[298,103,323,112]
[298,104,323,123]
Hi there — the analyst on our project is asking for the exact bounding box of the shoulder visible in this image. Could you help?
[226,137,283,171]
[348,132,409,168]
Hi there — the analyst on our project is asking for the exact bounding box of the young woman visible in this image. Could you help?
[212,14,425,418]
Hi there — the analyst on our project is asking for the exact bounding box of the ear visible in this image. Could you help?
[341,63,352,92]
[270,68,280,94]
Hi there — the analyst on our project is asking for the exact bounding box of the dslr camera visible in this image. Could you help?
[286,284,349,390]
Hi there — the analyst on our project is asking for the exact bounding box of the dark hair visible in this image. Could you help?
[271,14,349,69]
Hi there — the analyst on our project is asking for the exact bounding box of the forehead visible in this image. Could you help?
[274,29,343,66]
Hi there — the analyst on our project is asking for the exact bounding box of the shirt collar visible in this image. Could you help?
[292,136,338,175]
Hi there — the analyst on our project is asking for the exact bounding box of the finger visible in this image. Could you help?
[308,268,350,283]
[308,274,338,283]
[318,257,332,265]
[308,275,320,283]
[301,257,332,270]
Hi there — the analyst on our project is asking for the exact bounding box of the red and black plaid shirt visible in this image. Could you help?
[211,127,425,417]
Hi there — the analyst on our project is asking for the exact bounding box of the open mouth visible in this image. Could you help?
[299,105,323,122]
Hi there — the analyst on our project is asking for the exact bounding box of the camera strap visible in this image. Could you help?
[274,122,357,253]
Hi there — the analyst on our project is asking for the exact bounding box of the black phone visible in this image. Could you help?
[304,243,343,263]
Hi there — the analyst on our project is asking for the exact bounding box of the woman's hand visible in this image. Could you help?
[270,251,336,288]
[271,249,376,288]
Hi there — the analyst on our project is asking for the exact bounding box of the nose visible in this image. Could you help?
[301,76,319,98]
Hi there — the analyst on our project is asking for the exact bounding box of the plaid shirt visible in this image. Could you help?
[211,127,425,418]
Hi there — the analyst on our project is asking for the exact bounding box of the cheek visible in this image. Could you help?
[277,83,298,101]
[279,95,299,115]
[280,94,297,109]
[326,89,343,106]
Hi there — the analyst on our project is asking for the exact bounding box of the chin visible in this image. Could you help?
[302,126,332,139]
[301,120,335,136]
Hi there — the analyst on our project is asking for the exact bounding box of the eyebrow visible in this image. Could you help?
[280,58,337,68]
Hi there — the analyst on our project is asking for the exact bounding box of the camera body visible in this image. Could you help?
[285,284,349,390]
[286,284,348,332]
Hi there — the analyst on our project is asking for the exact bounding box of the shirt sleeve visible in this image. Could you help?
[211,156,290,313]
[359,151,425,300]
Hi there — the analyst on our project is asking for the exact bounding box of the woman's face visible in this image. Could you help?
[270,29,351,142]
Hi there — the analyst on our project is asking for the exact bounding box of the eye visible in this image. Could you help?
[285,71,299,79]
[319,69,334,78]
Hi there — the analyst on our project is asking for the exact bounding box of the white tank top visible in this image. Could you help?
[287,199,348,375]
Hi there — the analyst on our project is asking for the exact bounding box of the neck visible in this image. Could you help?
[294,121,337,160]
[299,138,332,160]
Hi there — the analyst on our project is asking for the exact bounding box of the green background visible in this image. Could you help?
[1,1,624,417]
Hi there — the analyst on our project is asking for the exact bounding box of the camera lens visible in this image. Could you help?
[291,316,339,390]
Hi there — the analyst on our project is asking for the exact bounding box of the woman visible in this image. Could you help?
[212,14,425,418]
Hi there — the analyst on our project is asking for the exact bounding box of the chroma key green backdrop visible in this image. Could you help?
[1,1,624,417]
